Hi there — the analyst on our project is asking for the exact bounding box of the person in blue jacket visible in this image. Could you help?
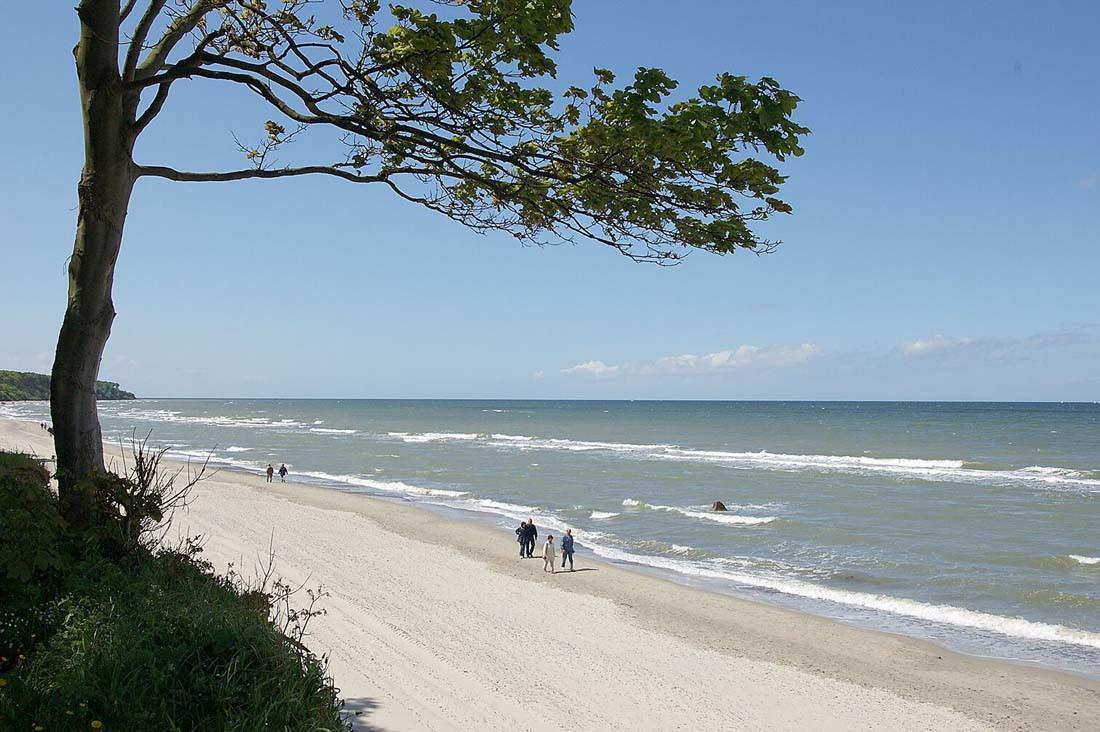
[561,528,575,571]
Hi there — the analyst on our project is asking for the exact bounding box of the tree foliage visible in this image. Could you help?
[124,0,809,261]
[0,371,135,402]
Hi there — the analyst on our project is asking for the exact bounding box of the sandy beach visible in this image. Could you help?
[3,417,1098,731]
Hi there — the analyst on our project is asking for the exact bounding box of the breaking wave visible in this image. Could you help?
[622,499,777,526]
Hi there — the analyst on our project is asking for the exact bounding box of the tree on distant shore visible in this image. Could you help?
[54,0,808,522]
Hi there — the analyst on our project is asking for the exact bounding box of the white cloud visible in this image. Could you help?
[560,344,818,380]
[560,360,620,378]
[1076,173,1100,190]
[901,335,974,356]
[649,344,819,374]
[900,326,1100,362]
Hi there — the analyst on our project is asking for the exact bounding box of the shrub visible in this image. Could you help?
[66,434,206,560]
[0,452,64,582]
[0,447,347,731]
[0,452,67,671]
[0,546,347,731]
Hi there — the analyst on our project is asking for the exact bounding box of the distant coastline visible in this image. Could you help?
[0,370,135,401]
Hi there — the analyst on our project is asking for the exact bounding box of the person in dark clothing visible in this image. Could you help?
[278,464,288,482]
[524,518,538,558]
[515,521,528,557]
[561,528,575,571]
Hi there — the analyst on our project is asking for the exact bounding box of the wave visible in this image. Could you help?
[166,448,264,472]
[388,431,480,443]
[1069,555,1100,566]
[295,470,467,498]
[1020,466,1087,478]
[225,446,251,452]
[309,428,358,434]
[622,499,776,525]
[467,433,1100,489]
[105,407,309,431]
[590,511,620,520]
[583,544,1100,651]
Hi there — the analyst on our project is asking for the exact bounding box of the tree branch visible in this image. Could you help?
[133,81,172,134]
[120,0,138,24]
[123,0,167,81]
[135,164,390,183]
[135,0,217,82]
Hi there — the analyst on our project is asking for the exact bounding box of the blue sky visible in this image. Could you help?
[1,1,1098,400]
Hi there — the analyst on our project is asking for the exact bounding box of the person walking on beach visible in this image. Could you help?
[265,464,274,483]
[542,534,557,573]
[525,518,538,558]
[561,528,575,571]
[278,464,288,482]
[515,521,528,558]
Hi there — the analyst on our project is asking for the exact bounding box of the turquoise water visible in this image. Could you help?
[6,399,1099,676]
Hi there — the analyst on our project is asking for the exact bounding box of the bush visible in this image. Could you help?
[0,453,67,672]
[0,547,347,731]
[0,448,348,731]
[0,452,65,582]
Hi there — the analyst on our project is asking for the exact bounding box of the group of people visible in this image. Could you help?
[265,463,288,482]
[38,422,53,435]
[515,519,576,573]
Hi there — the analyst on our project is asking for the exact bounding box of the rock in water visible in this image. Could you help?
[712,501,728,512]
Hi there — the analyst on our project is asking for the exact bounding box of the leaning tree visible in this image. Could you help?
[55,0,807,521]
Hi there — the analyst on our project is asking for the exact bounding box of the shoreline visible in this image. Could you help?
[3,417,1099,730]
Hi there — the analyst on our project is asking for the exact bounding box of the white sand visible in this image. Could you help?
[4,418,1099,731]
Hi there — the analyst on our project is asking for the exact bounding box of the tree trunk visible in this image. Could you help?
[52,0,134,524]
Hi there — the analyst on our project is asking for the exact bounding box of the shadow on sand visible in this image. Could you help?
[341,696,383,731]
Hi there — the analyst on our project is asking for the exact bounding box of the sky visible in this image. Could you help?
[1,1,1098,400]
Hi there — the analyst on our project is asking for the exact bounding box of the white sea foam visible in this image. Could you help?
[1020,466,1086,478]
[295,470,467,498]
[309,428,358,434]
[622,499,776,525]
[225,446,251,452]
[475,433,1100,489]
[166,448,264,471]
[388,431,480,443]
[582,544,1100,651]
[590,511,620,520]
[1069,555,1100,566]
[106,407,309,431]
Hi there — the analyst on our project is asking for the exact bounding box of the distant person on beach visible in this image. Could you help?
[278,464,288,482]
[515,521,528,557]
[265,464,274,483]
[525,518,538,558]
[561,528,575,571]
[542,534,557,573]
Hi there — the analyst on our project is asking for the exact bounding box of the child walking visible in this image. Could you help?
[542,534,557,574]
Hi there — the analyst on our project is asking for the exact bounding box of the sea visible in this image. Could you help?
[4,399,1098,677]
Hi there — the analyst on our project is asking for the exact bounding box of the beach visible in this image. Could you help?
[4,417,1099,730]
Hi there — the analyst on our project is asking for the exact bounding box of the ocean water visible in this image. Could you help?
[5,399,1099,676]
